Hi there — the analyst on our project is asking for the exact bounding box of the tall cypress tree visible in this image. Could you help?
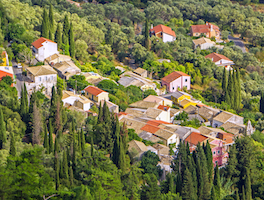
[62,150,69,180]
[55,23,62,49]
[242,186,246,200]
[260,93,264,113]
[90,136,94,157]
[205,140,213,184]
[43,123,49,153]
[69,166,74,187]
[213,165,221,199]
[9,132,16,156]
[41,9,49,38]
[112,119,120,167]
[236,69,241,110]
[49,30,53,40]
[181,168,196,200]
[49,119,54,154]
[236,189,240,200]
[144,19,150,50]
[211,186,217,200]
[222,67,227,94]
[0,107,6,149]
[49,5,54,32]
[69,23,75,58]
[81,128,85,154]
[50,86,57,125]
[54,151,60,190]
[227,70,234,108]
[233,69,238,110]
[54,136,59,154]
[78,131,82,153]
[245,168,252,200]
[63,15,70,37]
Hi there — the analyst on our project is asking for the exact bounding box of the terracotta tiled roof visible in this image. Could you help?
[150,24,176,37]
[191,23,219,33]
[161,71,189,83]
[84,85,105,96]
[147,120,170,126]
[185,132,208,146]
[205,52,232,63]
[141,124,160,134]
[157,105,170,111]
[32,37,56,49]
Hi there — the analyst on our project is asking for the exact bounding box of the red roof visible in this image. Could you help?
[161,71,189,83]
[32,37,56,49]
[0,70,13,86]
[157,105,170,111]
[150,24,176,37]
[205,52,232,63]
[185,132,208,146]
[141,124,160,134]
[191,23,220,34]
[84,85,105,96]
[147,120,170,126]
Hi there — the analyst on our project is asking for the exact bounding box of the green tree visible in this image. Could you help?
[69,23,75,58]
[54,136,59,154]
[81,128,85,154]
[211,185,217,200]
[49,5,54,32]
[55,23,62,49]
[236,189,240,200]
[105,29,113,46]
[41,9,49,38]
[140,150,162,178]
[0,107,6,149]
[213,165,221,199]
[43,123,49,153]
[242,186,245,200]
[260,93,264,113]
[205,140,213,184]
[245,168,252,200]
[62,150,69,180]
[227,70,234,108]
[54,151,60,190]
[141,174,161,200]
[181,168,196,200]
[222,67,227,95]
[144,19,150,50]
[48,119,54,154]
[236,69,241,110]
[63,15,70,38]
[9,132,16,156]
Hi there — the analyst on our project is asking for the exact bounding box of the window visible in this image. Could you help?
[215,161,218,164]
[185,79,188,82]
[172,87,174,90]
[46,76,48,81]
[213,151,216,155]
[51,76,53,80]
[39,77,41,82]
[217,150,220,154]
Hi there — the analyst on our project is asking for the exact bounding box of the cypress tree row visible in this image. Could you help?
[90,135,94,157]
[222,67,227,93]
[144,19,149,50]
[181,168,196,200]
[54,151,60,190]
[69,23,75,58]
[43,123,49,153]
[227,70,234,108]
[245,168,252,200]
[9,132,16,156]
[81,128,85,154]
[55,23,62,49]
[41,9,49,38]
[236,189,240,200]
[0,107,6,149]
[62,150,69,180]
[205,140,213,184]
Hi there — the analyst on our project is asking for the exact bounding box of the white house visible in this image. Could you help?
[212,111,244,128]
[150,24,176,43]
[25,65,57,96]
[205,52,235,71]
[193,37,216,50]
[32,37,59,62]
[62,90,93,111]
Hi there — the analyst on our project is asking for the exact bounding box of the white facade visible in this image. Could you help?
[26,74,57,96]
[214,59,234,71]
[156,110,171,123]
[162,32,176,43]
[212,115,244,128]
[33,42,58,62]
[198,42,215,50]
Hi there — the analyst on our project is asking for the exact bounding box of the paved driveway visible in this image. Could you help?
[228,35,246,53]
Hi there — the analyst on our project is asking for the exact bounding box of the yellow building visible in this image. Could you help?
[171,91,192,104]
[179,99,197,109]
[84,85,109,103]
[0,51,9,66]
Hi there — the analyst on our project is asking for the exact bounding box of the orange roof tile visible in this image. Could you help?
[150,24,176,37]
[191,23,219,33]
[32,37,56,49]
[205,52,232,63]
[147,120,170,126]
[84,85,105,96]
[185,132,208,146]
[141,124,160,134]
[161,71,189,83]
[157,105,170,111]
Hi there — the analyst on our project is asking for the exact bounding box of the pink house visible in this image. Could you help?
[210,140,228,167]
[161,71,190,92]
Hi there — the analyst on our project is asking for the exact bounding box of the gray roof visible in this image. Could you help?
[175,126,199,140]
[171,91,192,99]
[139,131,161,143]
[118,76,136,87]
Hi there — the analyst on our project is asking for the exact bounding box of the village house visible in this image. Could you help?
[205,52,234,71]
[149,24,176,43]
[0,66,14,86]
[129,100,159,109]
[52,61,81,80]
[198,106,220,124]
[84,85,109,103]
[25,65,57,96]
[212,111,244,128]
[118,71,157,92]
[170,91,192,104]
[210,140,229,167]
[133,67,148,78]
[44,53,71,65]
[32,37,59,62]
[83,72,106,86]
[179,99,197,109]
[193,37,216,50]
[143,95,173,107]
[128,140,149,159]
[220,121,246,136]
[184,132,208,147]
[190,22,221,40]
[61,90,93,111]
[161,71,190,92]
[96,100,119,113]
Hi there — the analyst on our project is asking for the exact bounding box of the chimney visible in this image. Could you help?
[210,24,213,32]
[206,22,208,25]
[211,58,213,62]
[151,24,153,29]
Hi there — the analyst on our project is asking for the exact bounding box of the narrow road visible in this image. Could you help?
[12,61,24,97]
[228,35,246,53]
